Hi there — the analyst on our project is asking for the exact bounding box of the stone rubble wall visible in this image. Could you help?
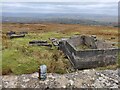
[1,69,119,88]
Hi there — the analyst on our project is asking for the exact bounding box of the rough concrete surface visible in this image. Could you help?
[1,69,119,88]
[59,35,119,69]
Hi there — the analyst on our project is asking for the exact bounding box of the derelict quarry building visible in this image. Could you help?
[59,35,119,69]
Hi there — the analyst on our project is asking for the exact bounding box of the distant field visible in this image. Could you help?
[2,23,119,75]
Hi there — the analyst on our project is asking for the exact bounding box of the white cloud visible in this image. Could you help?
[1,0,119,2]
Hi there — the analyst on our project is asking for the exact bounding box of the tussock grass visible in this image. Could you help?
[2,23,118,75]
[2,31,74,75]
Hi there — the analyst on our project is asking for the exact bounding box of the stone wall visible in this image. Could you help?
[81,35,97,49]
[67,35,97,49]
[67,35,114,50]
[75,49,118,69]
[95,40,113,49]
[59,35,119,69]
[2,69,119,88]
[59,41,77,68]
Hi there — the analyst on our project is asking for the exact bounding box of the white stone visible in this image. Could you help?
[62,85,66,88]
[31,72,38,78]
[69,80,74,85]
[23,79,30,82]
[98,77,103,81]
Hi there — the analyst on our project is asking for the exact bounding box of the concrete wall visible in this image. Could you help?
[59,41,77,68]
[67,35,97,49]
[59,37,119,69]
[67,36,82,47]
[95,40,113,49]
[75,49,118,69]
[67,35,114,50]
[81,35,97,49]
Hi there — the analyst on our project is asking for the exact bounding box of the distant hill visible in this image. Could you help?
[2,13,118,26]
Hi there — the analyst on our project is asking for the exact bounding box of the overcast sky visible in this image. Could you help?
[1,1,119,16]
[1,0,119,2]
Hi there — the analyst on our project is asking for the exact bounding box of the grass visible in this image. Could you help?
[2,31,77,75]
[2,23,119,75]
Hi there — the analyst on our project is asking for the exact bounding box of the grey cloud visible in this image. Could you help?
[2,2,118,16]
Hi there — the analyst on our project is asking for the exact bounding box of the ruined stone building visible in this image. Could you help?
[59,35,119,69]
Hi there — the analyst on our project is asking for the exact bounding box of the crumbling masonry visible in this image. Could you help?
[59,35,119,69]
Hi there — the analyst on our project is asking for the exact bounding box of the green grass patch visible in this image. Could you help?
[2,31,73,75]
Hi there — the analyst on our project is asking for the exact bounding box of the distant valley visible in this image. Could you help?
[2,13,118,26]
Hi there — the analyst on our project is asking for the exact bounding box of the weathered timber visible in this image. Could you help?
[10,34,25,39]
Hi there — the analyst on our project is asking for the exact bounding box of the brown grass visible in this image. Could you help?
[2,23,118,48]
[2,23,118,41]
